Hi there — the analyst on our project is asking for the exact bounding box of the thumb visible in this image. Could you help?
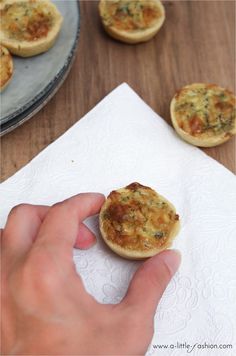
[121,250,181,318]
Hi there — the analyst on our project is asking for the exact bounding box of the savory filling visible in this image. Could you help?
[101,183,179,251]
[0,1,54,41]
[0,46,12,87]
[174,84,235,137]
[101,0,162,31]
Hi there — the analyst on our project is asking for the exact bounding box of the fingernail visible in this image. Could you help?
[159,249,181,276]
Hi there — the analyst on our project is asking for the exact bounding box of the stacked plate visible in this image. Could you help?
[0,1,80,136]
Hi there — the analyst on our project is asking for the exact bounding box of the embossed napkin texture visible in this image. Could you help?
[1,84,236,355]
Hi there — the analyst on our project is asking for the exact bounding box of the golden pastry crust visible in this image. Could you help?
[98,0,165,44]
[170,83,236,147]
[0,44,13,91]
[99,182,180,260]
[0,0,63,57]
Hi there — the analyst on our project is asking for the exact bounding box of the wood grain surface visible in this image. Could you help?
[1,0,235,182]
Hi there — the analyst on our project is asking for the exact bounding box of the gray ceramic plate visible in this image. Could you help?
[0,0,80,126]
[0,56,74,136]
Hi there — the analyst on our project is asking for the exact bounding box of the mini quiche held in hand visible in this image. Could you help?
[99,0,165,44]
[0,44,13,91]
[170,83,236,147]
[99,183,180,260]
[0,0,63,57]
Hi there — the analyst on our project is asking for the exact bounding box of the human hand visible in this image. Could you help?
[1,193,181,355]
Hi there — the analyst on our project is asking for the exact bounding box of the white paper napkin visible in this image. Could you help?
[1,83,236,355]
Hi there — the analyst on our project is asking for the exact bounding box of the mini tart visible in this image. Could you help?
[99,182,180,260]
[0,44,13,91]
[98,0,165,44]
[170,83,236,147]
[0,0,63,57]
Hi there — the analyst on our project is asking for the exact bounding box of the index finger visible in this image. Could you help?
[35,193,105,255]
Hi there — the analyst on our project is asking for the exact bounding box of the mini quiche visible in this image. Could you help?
[98,0,165,44]
[0,44,13,91]
[99,182,180,260]
[0,0,63,57]
[170,83,236,147]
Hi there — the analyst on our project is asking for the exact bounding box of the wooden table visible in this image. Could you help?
[1,0,235,182]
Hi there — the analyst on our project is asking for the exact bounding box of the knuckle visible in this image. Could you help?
[52,201,64,209]
[8,262,30,299]
[49,201,65,214]
[27,248,49,268]
[26,248,59,290]
[9,262,48,306]
[8,250,59,307]
[9,203,33,217]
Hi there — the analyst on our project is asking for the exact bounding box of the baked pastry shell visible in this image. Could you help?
[0,0,63,57]
[99,190,180,260]
[0,45,13,91]
[170,83,236,147]
[99,0,165,44]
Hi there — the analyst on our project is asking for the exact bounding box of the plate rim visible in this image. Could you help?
[0,47,77,137]
[0,1,80,125]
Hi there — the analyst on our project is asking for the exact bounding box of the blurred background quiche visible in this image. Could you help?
[0,0,63,57]
[99,0,165,44]
[170,83,236,147]
[99,182,180,260]
[0,44,13,92]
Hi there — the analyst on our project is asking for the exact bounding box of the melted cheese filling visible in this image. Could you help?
[0,1,54,41]
[174,84,235,137]
[102,183,179,251]
[101,0,161,31]
[0,46,12,87]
